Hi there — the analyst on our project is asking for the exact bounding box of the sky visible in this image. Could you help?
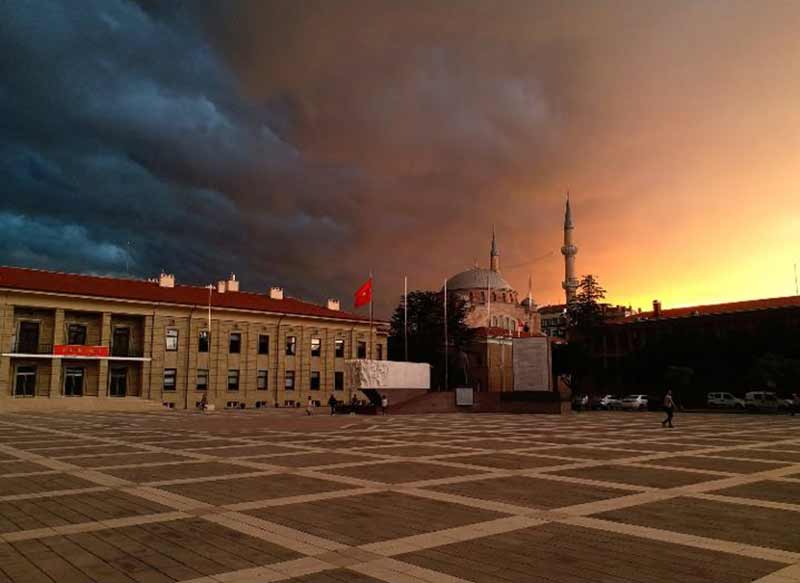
[2,0,800,317]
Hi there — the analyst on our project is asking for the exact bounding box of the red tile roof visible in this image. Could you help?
[616,295,800,324]
[0,265,374,323]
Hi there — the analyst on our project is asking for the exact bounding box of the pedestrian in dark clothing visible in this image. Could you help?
[662,390,675,428]
[328,395,337,416]
[791,392,799,416]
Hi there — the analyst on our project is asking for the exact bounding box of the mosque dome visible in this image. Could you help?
[446,268,513,292]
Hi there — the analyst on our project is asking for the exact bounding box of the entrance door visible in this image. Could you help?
[64,367,84,396]
[112,328,130,357]
[14,366,36,397]
[18,321,39,353]
[109,367,127,397]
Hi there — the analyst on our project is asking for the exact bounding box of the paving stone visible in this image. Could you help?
[162,474,349,505]
[324,461,487,484]
[641,455,790,474]
[548,464,722,489]
[712,479,800,505]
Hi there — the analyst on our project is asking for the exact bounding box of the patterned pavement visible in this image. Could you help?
[0,409,799,582]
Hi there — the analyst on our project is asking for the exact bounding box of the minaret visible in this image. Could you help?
[561,194,578,304]
[490,226,500,272]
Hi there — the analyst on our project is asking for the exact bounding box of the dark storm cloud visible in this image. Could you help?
[10,0,751,312]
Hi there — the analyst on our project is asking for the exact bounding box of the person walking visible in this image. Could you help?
[328,394,337,416]
[381,394,388,415]
[306,396,314,416]
[662,390,675,428]
[199,392,207,414]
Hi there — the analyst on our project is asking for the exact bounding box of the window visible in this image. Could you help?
[166,329,178,351]
[286,336,296,356]
[163,368,177,391]
[335,339,345,358]
[14,366,36,398]
[480,291,486,303]
[311,337,321,357]
[64,367,84,397]
[109,367,127,397]
[310,371,320,390]
[198,330,209,353]
[285,371,295,391]
[357,341,367,359]
[113,327,131,356]
[257,369,268,390]
[228,369,240,391]
[229,332,241,354]
[67,323,87,345]
[197,369,208,391]
[17,321,39,353]
[258,334,269,355]
[334,371,344,391]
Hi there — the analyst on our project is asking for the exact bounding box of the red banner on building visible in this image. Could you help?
[53,345,110,357]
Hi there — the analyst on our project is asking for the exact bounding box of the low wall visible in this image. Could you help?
[388,390,567,415]
[0,397,165,413]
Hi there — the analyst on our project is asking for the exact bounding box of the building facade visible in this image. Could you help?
[0,267,386,409]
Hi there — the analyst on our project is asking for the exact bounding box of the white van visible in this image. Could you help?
[745,391,780,412]
[707,392,745,409]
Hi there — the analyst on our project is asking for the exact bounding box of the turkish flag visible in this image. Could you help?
[354,278,372,308]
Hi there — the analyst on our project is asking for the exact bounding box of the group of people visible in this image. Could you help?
[305,394,389,416]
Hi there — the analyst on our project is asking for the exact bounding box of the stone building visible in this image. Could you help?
[0,266,386,409]
[444,229,540,335]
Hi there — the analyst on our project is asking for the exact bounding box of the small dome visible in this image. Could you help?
[446,268,513,292]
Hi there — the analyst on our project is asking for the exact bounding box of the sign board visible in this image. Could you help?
[456,387,474,406]
[512,336,551,391]
[53,345,110,357]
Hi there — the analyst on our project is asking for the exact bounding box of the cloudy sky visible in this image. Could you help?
[3,0,800,316]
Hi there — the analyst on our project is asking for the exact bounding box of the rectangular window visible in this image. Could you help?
[67,323,87,345]
[334,371,344,391]
[64,367,84,397]
[197,369,208,391]
[258,334,269,355]
[286,336,296,356]
[163,368,176,391]
[17,321,40,353]
[377,344,383,360]
[109,367,127,397]
[257,369,268,390]
[14,365,36,398]
[112,327,130,356]
[310,371,320,391]
[311,337,321,357]
[285,371,295,391]
[228,369,239,391]
[165,329,178,351]
[229,332,241,354]
[335,339,345,358]
[198,330,209,353]
[357,341,367,359]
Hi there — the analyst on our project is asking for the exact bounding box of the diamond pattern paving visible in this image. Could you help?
[0,409,798,583]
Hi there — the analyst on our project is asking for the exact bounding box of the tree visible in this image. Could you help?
[387,290,474,389]
[567,274,607,331]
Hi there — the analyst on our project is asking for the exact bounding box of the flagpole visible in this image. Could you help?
[443,278,448,391]
[486,275,491,392]
[369,271,374,359]
[403,276,408,362]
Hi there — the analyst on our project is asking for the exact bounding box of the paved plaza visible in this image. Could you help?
[0,410,799,583]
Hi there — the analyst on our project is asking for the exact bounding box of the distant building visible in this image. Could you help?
[0,266,386,409]
[444,229,541,335]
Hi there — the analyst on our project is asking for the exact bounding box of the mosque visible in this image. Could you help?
[444,198,577,337]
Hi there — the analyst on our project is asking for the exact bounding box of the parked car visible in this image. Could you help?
[706,392,745,409]
[621,394,649,411]
[592,394,623,410]
[572,394,589,410]
[745,391,780,412]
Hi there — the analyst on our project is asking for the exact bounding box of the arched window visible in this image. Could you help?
[480,291,486,303]
[492,292,496,302]
[501,292,506,303]
[469,292,474,303]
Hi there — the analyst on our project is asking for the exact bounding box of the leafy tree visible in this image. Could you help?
[387,290,474,389]
[567,274,607,331]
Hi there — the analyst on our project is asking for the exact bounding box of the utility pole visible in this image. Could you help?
[403,276,408,361]
[443,278,448,391]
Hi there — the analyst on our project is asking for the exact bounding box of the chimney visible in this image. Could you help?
[269,287,284,300]
[158,272,175,288]
[217,280,227,293]
[326,298,340,311]
[226,273,239,292]
[653,300,662,318]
